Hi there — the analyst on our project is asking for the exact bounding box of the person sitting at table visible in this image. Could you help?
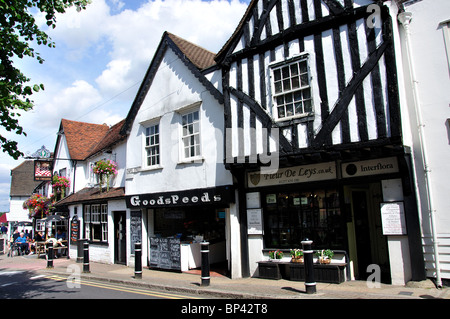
[29,231,44,255]
[56,229,66,241]
[46,235,65,258]
[15,232,29,255]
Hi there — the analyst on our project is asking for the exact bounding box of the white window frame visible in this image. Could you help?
[270,55,314,122]
[144,123,160,168]
[178,103,203,163]
[140,117,162,170]
[84,203,108,243]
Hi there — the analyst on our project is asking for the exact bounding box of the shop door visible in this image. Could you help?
[114,211,126,265]
[349,185,390,283]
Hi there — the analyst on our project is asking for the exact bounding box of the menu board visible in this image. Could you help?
[130,211,142,254]
[70,216,80,244]
[380,202,407,235]
[149,237,181,271]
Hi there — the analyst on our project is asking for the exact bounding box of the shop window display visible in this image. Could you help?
[263,189,345,250]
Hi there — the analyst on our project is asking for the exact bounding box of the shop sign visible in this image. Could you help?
[342,157,399,178]
[125,186,234,209]
[247,162,336,188]
[380,201,407,235]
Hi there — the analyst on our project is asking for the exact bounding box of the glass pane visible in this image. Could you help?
[195,145,200,156]
[299,61,307,73]
[285,93,293,104]
[295,102,303,114]
[274,81,282,93]
[276,95,284,106]
[291,76,300,89]
[304,99,312,113]
[290,64,298,76]
[286,103,294,117]
[303,88,311,99]
[294,91,302,101]
[278,106,285,118]
[193,111,199,121]
[193,122,199,133]
[274,69,281,81]
[154,125,159,134]
[301,73,309,86]
[283,79,291,91]
[282,66,290,79]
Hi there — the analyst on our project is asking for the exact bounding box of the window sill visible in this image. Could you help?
[274,113,314,126]
[140,165,163,172]
[177,156,204,165]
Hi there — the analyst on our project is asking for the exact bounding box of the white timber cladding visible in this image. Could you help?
[226,0,394,159]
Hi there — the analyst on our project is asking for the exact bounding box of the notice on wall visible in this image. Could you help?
[247,209,263,235]
[130,211,142,255]
[380,202,407,235]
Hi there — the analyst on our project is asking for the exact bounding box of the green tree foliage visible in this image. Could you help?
[0,0,90,159]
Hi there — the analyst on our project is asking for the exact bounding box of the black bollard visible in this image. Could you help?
[134,242,142,279]
[83,242,90,273]
[301,239,316,294]
[46,241,54,269]
[77,239,87,263]
[200,241,210,287]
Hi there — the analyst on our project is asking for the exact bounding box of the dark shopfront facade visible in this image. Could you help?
[242,154,425,285]
[126,185,236,275]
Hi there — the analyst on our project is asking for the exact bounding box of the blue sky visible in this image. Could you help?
[1,0,250,212]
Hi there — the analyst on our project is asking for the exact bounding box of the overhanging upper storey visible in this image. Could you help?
[217,0,403,167]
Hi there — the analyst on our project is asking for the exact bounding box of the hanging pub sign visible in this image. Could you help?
[34,160,53,181]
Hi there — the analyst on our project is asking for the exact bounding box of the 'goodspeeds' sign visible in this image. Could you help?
[125,186,234,209]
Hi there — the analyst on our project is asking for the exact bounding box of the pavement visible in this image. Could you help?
[0,253,449,300]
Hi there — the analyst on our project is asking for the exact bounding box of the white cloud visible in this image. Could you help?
[14,0,250,152]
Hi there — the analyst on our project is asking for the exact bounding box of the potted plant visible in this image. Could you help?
[290,249,303,263]
[92,159,118,192]
[23,194,54,219]
[315,249,334,264]
[52,175,70,200]
[268,250,284,261]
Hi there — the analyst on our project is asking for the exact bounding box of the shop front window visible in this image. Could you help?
[154,207,225,244]
[263,189,344,249]
[84,203,108,243]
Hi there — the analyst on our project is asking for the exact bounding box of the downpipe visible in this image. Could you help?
[398,11,442,288]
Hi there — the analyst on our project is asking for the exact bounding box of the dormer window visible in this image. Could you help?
[271,56,313,121]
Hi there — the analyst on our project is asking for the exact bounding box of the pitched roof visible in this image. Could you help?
[166,32,216,70]
[59,119,126,161]
[121,31,223,135]
[55,187,125,206]
[87,119,127,158]
[10,160,42,197]
[60,119,111,160]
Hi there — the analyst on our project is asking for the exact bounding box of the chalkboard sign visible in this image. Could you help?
[149,237,181,271]
[130,211,142,254]
[70,216,79,244]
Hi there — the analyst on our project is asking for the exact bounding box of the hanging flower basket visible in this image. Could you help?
[23,194,54,219]
[92,159,118,192]
[52,175,70,199]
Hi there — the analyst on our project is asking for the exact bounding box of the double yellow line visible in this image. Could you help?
[45,275,201,299]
